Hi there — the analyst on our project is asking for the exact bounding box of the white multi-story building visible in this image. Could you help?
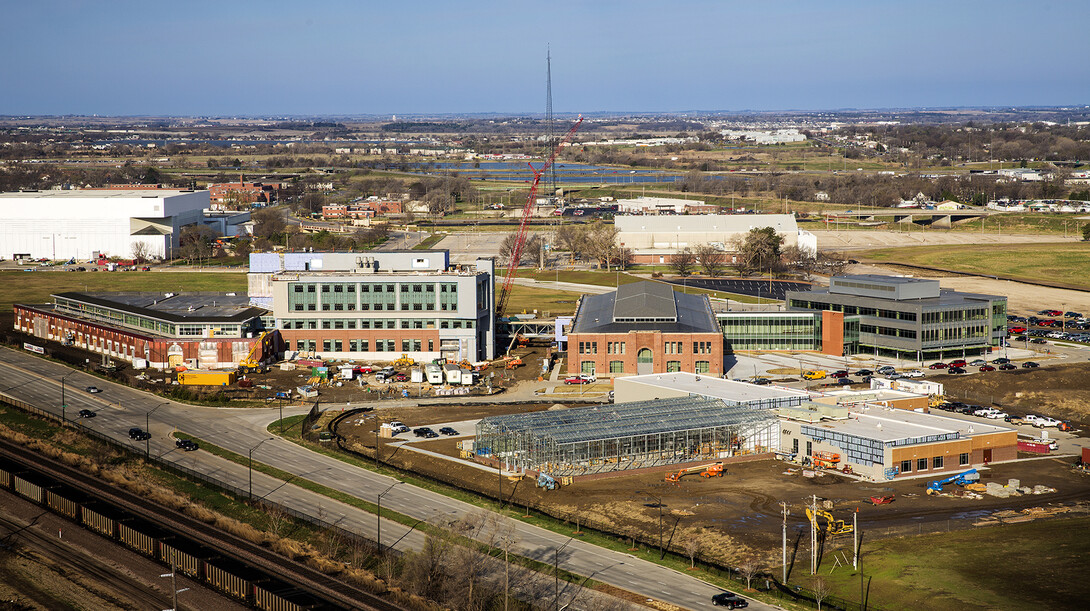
[0,189,209,260]
[248,251,496,362]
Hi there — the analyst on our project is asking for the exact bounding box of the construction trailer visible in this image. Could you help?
[475,397,778,477]
[177,370,237,386]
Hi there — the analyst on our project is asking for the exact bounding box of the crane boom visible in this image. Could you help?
[496,115,583,318]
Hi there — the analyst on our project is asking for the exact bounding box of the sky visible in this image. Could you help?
[2,0,1088,116]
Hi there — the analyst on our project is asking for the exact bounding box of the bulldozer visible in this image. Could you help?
[665,462,725,484]
[806,507,854,536]
[393,354,415,369]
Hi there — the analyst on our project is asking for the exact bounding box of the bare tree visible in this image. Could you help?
[737,556,763,591]
[684,538,702,569]
[671,247,695,276]
[582,223,620,269]
[817,251,850,277]
[499,233,544,267]
[813,576,831,611]
[782,244,816,280]
[694,243,726,277]
[131,241,151,263]
[263,503,289,537]
[555,224,586,255]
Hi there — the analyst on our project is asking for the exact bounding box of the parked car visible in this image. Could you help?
[991,357,1011,364]
[175,438,199,451]
[1022,361,1040,368]
[887,372,903,379]
[439,427,459,436]
[876,365,896,375]
[985,411,1008,420]
[969,359,986,367]
[830,370,849,379]
[973,407,998,417]
[855,369,872,376]
[903,369,925,378]
[711,591,749,608]
[802,370,826,380]
[391,373,409,382]
[947,366,967,374]
[1035,416,1062,428]
[413,427,436,438]
[949,359,967,368]
[85,386,101,393]
[979,365,996,372]
[564,374,596,385]
[837,377,854,386]
[77,409,96,418]
[750,377,771,385]
[928,362,948,370]
[998,363,1016,370]
[1030,338,1047,344]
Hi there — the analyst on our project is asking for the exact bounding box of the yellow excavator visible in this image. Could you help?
[806,507,854,536]
[665,462,725,483]
[239,331,270,374]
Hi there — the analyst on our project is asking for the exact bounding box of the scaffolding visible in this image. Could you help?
[475,397,780,476]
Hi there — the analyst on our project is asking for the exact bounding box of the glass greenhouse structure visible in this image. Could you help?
[475,397,780,476]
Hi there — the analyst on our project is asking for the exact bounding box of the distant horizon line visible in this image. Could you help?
[2,104,1089,121]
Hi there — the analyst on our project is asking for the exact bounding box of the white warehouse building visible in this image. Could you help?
[0,189,210,261]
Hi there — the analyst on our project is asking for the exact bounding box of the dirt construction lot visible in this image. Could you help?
[338,399,1090,567]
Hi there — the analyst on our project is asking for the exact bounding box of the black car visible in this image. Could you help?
[1022,361,1040,368]
[837,377,854,385]
[86,386,101,393]
[955,405,973,414]
[999,363,1017,370]
[414,427,436,438]
[991,357,1010,364]
[128,427,151,440]
[947,366,967,374]
[423,430,439,438]
[1030,338,1047,344]
[711,591,749,608]
[175,438,199,451]
[439,427,459,436]
[751,377,771,385]
[77,409,96,418]
[855,369,872,376]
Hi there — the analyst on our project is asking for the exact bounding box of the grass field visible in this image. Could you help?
[498,282,583,316]
[0,270,247,311]
[793,516,1090,610]
[856,242,1090,288]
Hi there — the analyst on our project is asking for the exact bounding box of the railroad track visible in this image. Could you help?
[0,507,169,610]
[0,437,405,611]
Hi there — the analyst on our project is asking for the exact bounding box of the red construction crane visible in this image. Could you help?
[496,115,583,318]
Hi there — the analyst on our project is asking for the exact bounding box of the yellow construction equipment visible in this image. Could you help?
[665,462,725,483]
[806,507,854,536]
[457,359,473,370]
[928,394,947,409]
[394,354,415,369]
[239,331,270,374]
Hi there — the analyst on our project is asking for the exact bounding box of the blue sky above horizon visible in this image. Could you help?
[2,0,1087,116]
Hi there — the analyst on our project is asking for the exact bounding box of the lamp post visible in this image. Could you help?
[145,402,170,458]
[248,437,275,500]
[377,481,404,552]
[554,536,574,611]
[60,372,76,424]
[637,490,665,559]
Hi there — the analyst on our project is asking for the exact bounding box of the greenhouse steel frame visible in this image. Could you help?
[475,397,780,476]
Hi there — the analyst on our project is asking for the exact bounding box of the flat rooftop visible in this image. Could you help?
[799,404,1012,443]
[0,190,198,198]
[51,292,266,323]
[619,372,809,404]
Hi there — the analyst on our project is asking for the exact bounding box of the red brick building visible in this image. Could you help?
[208,180,279,209]
[14,292,280,370]
[566,282,724,377]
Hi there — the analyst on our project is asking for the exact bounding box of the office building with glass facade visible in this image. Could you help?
[784,275,1006,360]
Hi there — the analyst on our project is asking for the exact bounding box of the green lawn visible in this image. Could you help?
[0,270,247,311]
[792,517,1090,611]
[856,242,1090,288]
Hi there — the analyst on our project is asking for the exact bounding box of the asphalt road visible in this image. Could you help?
[0,347,780,611]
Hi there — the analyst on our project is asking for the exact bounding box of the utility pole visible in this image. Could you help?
[781,501,789,583]
[810,494,818,575]
[853,508,858,570]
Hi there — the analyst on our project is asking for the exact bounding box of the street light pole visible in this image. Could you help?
[377,481,404,552]
[60,372,75,424]
[145,402,170,458]
[638,490,665,559]
[248,437,275,500]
